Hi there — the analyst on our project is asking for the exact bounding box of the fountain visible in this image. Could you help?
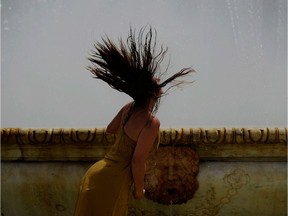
[144,146,199,204]
[1,127,287,216]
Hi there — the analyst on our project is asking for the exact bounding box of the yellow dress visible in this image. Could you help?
[73,124,159,216]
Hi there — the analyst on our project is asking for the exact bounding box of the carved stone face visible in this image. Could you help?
[144,146,199,204]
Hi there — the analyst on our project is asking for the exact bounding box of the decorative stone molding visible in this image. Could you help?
[1,127,287,161]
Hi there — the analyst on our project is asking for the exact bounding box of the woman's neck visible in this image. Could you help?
[133,100,154,114]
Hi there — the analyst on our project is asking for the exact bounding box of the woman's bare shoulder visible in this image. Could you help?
[115,102,133,120]
[121,101,134,112]
[106,101,133,133]
[146,114,160,130]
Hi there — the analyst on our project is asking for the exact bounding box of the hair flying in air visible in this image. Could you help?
[87,27,194,113]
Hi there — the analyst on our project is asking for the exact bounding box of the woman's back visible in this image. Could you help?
[123,107,156,142]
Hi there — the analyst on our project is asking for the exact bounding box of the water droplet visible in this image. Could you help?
[170,200,173,216]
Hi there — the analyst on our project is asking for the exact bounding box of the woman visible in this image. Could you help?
[73,27,194,216]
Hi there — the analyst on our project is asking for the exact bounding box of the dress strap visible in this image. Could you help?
[122,102,134,127]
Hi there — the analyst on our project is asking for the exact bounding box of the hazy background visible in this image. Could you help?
[1,0,287,128]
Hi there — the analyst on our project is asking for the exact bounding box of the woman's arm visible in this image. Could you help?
[106,102,132,134]
[131,117,160,199]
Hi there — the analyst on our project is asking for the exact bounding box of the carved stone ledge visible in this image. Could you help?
[1,127,287,161]
[160,128,287,145]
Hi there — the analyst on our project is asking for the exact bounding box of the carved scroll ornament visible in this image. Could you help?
[1,127,287,161]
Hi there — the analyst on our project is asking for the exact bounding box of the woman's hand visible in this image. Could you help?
[133,188,145,200]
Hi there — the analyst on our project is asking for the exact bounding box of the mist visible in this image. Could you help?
[1,0,287,128]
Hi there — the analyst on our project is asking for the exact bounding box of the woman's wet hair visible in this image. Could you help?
[87,27,194,113]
